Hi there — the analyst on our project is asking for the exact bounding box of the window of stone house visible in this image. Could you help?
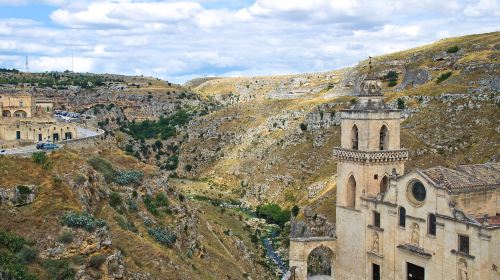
[399,207,406,227]
[428,214,436,236]
[373,211,381,227]
[458,235,469,254]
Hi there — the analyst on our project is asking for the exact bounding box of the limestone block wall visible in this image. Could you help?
[289,237,336,280]
[0,121,78,142]
[340,110,401,151]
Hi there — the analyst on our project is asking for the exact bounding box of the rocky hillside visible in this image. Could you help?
[178,31,499,215]
[0,145,273,279]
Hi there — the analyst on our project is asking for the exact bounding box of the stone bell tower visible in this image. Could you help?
[333,58,409,280]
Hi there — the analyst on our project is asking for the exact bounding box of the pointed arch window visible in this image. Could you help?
[380,175,389,193]
[379,125,389,150]
[346,175,356,208]
[351,125,359,150]
[398,207,406,228]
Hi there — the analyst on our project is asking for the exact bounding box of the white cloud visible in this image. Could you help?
[464,0,500,16]
[0,0,498,83]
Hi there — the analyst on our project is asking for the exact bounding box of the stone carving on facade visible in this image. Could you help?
[410,223,420,246]
[372,231,379,252]
[458,259,469,280]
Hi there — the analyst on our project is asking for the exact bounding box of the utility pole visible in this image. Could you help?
[25,55,29,72]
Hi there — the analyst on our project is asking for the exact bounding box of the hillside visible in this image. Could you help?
[178,31,500,214]
[0,31,498,280]
[0,146,273,279]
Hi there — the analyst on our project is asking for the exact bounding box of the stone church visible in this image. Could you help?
[289,65,499,280]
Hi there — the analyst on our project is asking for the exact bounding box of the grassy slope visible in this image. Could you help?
[0,147,272,279]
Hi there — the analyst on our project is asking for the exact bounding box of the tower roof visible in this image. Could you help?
[359,56,382,96]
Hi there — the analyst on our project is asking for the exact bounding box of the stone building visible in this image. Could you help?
[289,62,499,280]
[0,93,77,146]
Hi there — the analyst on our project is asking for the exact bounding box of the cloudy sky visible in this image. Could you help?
[0,0,498,83]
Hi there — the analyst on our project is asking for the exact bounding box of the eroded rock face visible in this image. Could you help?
[0,185,37,206]
[396,67,432,90]
[290,207,336,238]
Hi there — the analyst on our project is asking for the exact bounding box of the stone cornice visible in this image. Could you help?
[333,148,409,163]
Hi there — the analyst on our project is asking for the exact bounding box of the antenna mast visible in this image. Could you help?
[25,55,29,72]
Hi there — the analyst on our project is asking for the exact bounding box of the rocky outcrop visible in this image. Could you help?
[289,207,336,238]
[0,185,37,206]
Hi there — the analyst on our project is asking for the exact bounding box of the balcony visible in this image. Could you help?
[333,148,409,163]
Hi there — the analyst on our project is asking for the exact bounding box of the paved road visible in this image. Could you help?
[1,126,101,156]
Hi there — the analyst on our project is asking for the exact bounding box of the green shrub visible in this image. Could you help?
[88,157,117,183]
[384,70,398,87]
[299,123,307,131]
[0,229,25,253]
[125,110,191,140]
[143,193,170,216]
[58,230,74,244]
[161,155,178,170]
[397,98,406,109]
[43,259,75,280]
[256,203,291,227]
[291,205,300,217]
[109,192,122,208]
[17,246,37,264]
[147,226,177,247]
[184,164,192,172]
[89,254,106,269]
[32,152,51,169]
[436,71,452,84]
[0,251,37,280]
[61,212,106,231]
[446,46,460,53]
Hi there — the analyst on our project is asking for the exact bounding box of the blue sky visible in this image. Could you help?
[0,0,498,83]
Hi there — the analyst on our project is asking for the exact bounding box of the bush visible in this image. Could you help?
[32,152,51,169]
[291,205,300,217]
[446,46,460,53]
[161,155,178,171]
[74,174,86,186]
[436,71,452,84]
[0,229,25,253]
[397,98,406,109]
[256,203,291,227]
[184,164,192,172]
[61,212,106,231]
[125,110,191,140]
[89,254,106,269]
[109,192,122,208]
[143,193,169,216]
[43,259,75,280]
[384,70,398,87]
[114,170,143,185]
[58,230,74,244]
[147,227,177,247]
[299,123,308,131]
[17,246,37,264]
[88,157,117,183]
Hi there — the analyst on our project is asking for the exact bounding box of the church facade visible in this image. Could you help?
[334,71,500,280]
[289,64,500,280]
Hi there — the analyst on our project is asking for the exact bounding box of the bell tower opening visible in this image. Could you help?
[379,125,389,150]
[351,125,359,150]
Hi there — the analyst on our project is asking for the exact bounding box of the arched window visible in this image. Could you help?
[379,125,389,150]
[428,213,436,236]
[399,207,406,227]
[380,175,389,193]
[346,175,356,208]
[351,125,359,150]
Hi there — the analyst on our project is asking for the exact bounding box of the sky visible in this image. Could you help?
[0,0,498,83]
